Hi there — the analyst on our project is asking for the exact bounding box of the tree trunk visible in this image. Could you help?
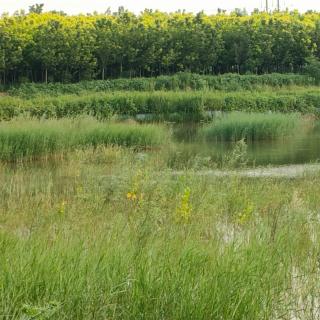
[45,68,48,84]
[102,67,105,80]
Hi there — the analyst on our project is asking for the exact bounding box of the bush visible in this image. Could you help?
[0,89,319,121]
[6,73,316,98]
[303,57,320,85]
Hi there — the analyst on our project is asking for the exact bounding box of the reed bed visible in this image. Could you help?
[200,112,306,142]
[0,89,319,121]
[0,118,169,161]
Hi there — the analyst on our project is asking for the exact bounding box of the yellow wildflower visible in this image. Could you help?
[237,202,254,225]
[127,192,140,201]
[58,201,67,215]
[176,187,192,223]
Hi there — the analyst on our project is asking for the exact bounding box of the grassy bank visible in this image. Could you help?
[200,112,306,142]
[6,73,315,97]
[0,118,168,161]
[0,148,320,319]
[1,89,319,121]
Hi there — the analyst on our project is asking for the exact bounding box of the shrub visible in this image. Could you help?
[6,73,316,98]
[303,57,320,85]
[0,90,319,121]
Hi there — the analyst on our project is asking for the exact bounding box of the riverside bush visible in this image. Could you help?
[7,73,316,98]
[0,89,319,121]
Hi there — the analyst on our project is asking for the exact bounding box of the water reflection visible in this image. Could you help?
[171,122,320,166]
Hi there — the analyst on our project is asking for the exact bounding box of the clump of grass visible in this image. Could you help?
[78,119,168,149]
[200,112,306,142]
[0,118,169,162]
[0,120,71,162]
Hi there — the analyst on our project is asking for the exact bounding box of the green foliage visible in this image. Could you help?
[29,3,44,14]
[304,57,320,84]
[0,118,169,161]
[200,112,305,141]
[7,73,316,97]
[0,88,319,121]
[225,139,248,168]
[0,10,319,84]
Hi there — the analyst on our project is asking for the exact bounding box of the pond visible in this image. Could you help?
[171,122,320,167]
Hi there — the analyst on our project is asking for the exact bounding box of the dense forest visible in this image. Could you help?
[0,5,319,84]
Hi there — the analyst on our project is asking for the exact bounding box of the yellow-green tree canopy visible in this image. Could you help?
[0,9,319,84]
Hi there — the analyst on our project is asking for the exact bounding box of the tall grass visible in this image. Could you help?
[0,118,169,161]
[0,89,319,121]
[200,112,306,142]
[7,72,316,97]
[0,148,320,318]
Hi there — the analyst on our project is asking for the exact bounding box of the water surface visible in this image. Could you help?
[171,122,320,167]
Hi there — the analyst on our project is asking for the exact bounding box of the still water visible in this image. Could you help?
[171,123,320,167]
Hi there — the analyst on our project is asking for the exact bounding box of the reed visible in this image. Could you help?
[200,112,305,142]
[0,118,169,161]
[0,89,319,121]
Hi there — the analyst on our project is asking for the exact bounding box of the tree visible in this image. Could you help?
[66,21,97,81]
[0,17,26,84]
[95,17,114,79]
[0,9,319,83]
[29,4,44,14]
[313,21,320,59]
[304,57,320,84]
[32,19,66,83]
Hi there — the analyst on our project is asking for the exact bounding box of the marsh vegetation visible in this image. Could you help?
[0,118,168,162]
[200,112,307,142]
[1,146,320,319]
[0,69,320,319]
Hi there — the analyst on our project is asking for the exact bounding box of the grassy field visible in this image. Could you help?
[1,147,320,319]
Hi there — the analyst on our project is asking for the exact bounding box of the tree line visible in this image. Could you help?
[0,7,319,84]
